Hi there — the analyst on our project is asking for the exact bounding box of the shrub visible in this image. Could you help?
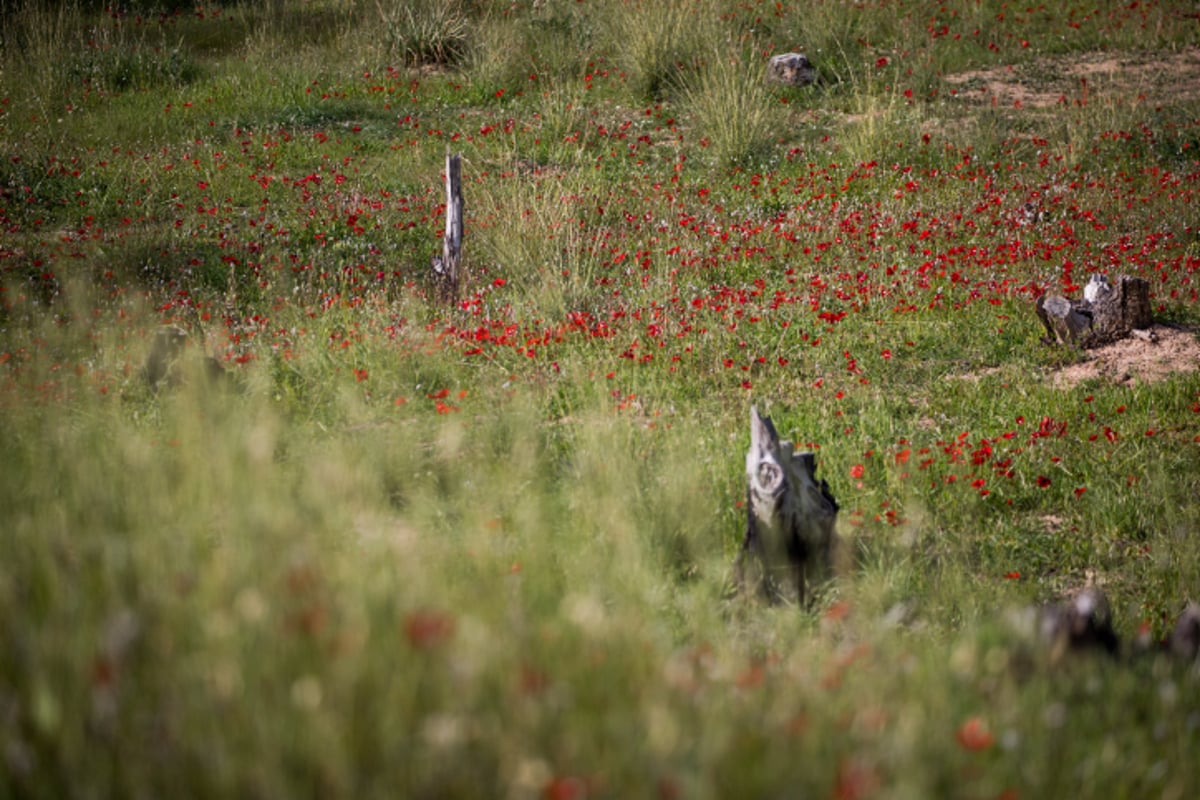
[375,0,471,67]
[684,49,777,168]
[604,0,720,101]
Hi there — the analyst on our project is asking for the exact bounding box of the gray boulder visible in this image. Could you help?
[766,53,816,87]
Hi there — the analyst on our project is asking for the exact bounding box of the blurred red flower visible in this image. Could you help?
[403,609,455,650]
[543,776,586,800]
[956,716,994,751]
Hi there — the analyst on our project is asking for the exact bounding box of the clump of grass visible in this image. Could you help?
[1,0,85,111]
[683,49,777,168]
[465,1,596,92]
[605,0,719,101]
[1,0,200,102]
[836,83,925,166]
[472,169,611,320]
[374,0,471,67]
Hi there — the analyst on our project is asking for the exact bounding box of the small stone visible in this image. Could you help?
[767,53,817,87]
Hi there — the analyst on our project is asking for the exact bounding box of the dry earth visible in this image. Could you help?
[1049,324,1200,388]
[944,48,1200,109]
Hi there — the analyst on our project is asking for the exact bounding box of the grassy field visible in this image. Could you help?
[3,1,1200,796]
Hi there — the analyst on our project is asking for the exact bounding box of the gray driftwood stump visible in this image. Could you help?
[432,152,464,304]
[736,406,839,606]
[143,326,225,391]
[1035,274,1152,348]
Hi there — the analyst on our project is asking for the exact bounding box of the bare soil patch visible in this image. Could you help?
[1049,324,1200,388]
[944,48,1200,109]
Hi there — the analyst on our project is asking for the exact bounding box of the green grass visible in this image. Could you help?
[3,1,1200,797]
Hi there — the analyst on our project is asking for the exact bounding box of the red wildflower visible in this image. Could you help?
[1036,475,1051,488]
[543,776,586,800]
[403,608,455,650]
[92,656,116,688]
[824,600,852,622]
[834,757,880,800]
[735,663,766,689]
[849,464,865,479]
[519,664,550,696]
[956,716,994,751]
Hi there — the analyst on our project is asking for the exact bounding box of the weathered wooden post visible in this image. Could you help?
[736,406,839,606]
[433,151,463,303]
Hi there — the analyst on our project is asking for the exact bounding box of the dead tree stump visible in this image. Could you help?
[144,326,189,389]
[432,152,464,303]
[736,406,839,606]
[1036,274,1152,348]
[1037,587,1119,663]
[143,325,225,391]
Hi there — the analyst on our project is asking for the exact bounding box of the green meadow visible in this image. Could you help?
[2,1,1199,796]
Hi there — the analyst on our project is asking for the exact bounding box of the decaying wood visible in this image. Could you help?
[995,589,1200,682]
[144,326,189,389]
[735,406,839,606]
[1021,589,1200,667]
[1169,603,1200,662]
[143,325,225,391]
[1036,274,1152,348]
[1129,327,1157,343]
[433,152,464,303]
[1037,587,1119,663]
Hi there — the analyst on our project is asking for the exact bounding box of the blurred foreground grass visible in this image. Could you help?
[2,317,1198,798]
